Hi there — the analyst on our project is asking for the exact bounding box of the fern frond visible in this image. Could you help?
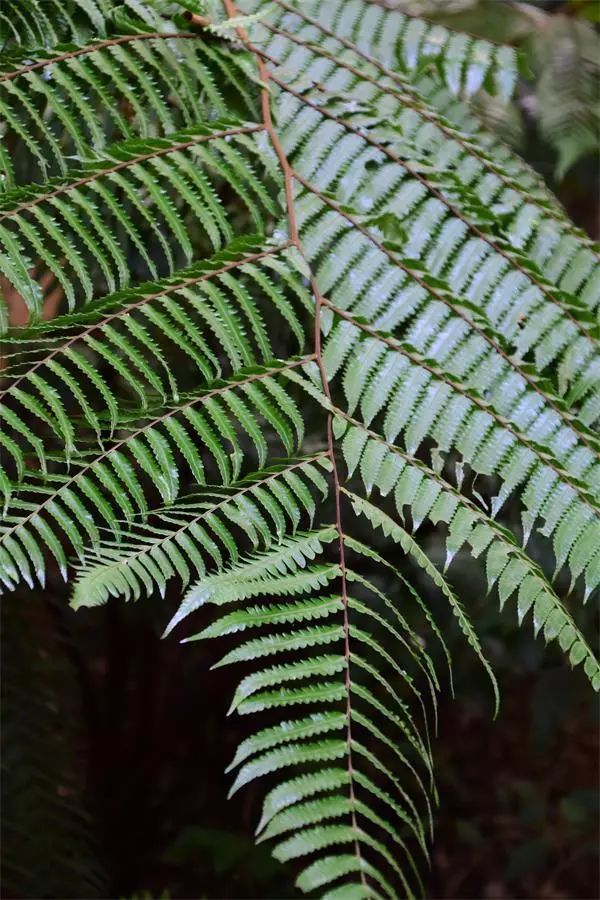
[260,0,519,103]
[1,1,599,896]
[251,0,599,311]
[168,530,441,898]
[344,485,597,691]
[290,288,599,597]
[0,358,310,590]
[0,123,274,320]
[0,0,109,50]
[71,456,331,606]
[0,0,205,52]
[0,34,259,186]
[1,240,307,479]
[236,10,600,412]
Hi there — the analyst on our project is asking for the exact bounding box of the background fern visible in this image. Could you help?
[1,0,598,897]
[390,0,600,183]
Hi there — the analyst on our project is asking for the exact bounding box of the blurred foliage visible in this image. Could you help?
[396,0,600,183]
[1,596,107,899]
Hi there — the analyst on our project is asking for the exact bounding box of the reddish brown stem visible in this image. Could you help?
[214,0,366,884]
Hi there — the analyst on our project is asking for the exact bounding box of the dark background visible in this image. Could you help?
[1,1,599,898]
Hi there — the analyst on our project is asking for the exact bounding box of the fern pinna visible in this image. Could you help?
[1,0,599,896]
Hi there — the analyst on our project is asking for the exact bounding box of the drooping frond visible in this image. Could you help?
[1,0,598,896]
[167,528,440,898]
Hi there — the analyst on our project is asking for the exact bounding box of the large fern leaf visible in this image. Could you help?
[1,0,598,896]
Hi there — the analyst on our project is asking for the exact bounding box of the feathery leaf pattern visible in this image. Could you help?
[1,0,598,896]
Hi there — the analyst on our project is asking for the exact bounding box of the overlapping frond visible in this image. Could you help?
[71,456,332,607]
[0,123,275,321]
[0,358,310,589]
[1,0,598,897]
[1,239,307,476]
[0,0,195,51]
[0,33,258,187]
